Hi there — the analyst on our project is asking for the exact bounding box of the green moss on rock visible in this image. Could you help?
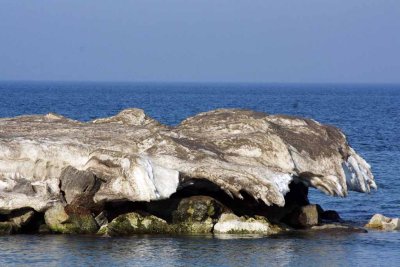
[170,218,214,234]
[0,222,13,235]
[105,212,170,236]
[170,196,225,234]
[44,203,99,234]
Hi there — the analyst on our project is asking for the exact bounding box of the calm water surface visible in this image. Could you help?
[0,82,399,266]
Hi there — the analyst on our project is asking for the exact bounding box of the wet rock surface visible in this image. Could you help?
[309,224,367,234]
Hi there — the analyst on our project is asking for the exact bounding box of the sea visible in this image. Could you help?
[0,81,399,266]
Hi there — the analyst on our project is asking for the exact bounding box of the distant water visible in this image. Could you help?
[0,81,399,266]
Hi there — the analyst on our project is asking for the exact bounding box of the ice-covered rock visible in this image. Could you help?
[0,108,376,217]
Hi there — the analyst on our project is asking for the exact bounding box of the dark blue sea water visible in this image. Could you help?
[0,81,399,266]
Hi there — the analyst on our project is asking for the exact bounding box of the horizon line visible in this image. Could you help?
[1,79,400,86]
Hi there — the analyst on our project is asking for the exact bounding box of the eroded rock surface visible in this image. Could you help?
[0,108,377,235]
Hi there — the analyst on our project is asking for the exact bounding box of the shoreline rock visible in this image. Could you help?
[0,108,377,236]
[365,214,400,231]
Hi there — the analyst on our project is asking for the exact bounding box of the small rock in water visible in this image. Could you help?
[365,214,400,230]
[382,218,400,231]
[310,224,367,233]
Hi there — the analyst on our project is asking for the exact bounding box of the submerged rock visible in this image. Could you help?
[320,210,342,222]
[310,224,367,233]
[365,214,400,231]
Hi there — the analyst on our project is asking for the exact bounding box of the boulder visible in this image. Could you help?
[60,166,100,204]
[365,214,400,230]
[44,204,70,233]
[171,196,225,234]
[286,204,321,228]
[103,212,170,236]
[44,203,98,234]
[382,218,400,231]
[213,213,280,234]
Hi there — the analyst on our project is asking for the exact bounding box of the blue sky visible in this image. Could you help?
[0,0,399,83]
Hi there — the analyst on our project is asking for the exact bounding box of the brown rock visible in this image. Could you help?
[287,204,320,228]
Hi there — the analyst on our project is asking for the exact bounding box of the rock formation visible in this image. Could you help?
[0,108,376,235]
